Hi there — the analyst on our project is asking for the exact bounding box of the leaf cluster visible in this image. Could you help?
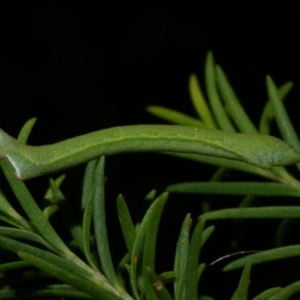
[1,52,300,299]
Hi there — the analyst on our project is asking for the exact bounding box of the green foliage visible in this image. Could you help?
[1,51,300,299]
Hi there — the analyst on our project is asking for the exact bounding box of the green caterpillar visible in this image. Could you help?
[1,125,300,180]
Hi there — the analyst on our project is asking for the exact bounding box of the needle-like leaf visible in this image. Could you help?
[259,81,293,135]
[200,207,300,220]
[224,245,300,271]
[146,106,207,128]
[18,251,123,300]
[167,182,300,196]
[230,261,251,300]
[184,219,205,300]
[129,192,169,300]
[216,65,257,134]
[266,76,300,173]
[117,194,136,255]
[174,214,192,300]
[93,157,120,290]
[205,51,235,132]
[0,160,72,257]
[252,287,282,300]
[82,159,98,209]
[17,118,37,144]
[266,281,300,299]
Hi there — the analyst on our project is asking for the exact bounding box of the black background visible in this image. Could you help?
[1,2,300,299]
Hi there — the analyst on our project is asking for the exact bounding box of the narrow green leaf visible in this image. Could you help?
[0,215,24,229]
[174,214,192,300]
[18,251,123,300]
[267,76,300,149]
[205,51,235,132]
[197,263,205,283]
[0,235,126,298]
[0,160,71,256]
[146,106,207,128]
[167,182,300,197]
[82,182,98,270]
[201,225,215,247]
[0,227,55,250]
[266,76,300,173]
[0,190,32,230]
[216,65,257,134]
[189,74,217,128]
[200,207,300,220]
[185,219,205,300]
[230,261,251,300]
[43,204,58,220]
[17,118,37,143]
[130,192,169,300]
[0,261,30,272]
[0,287,93,299]
[82,159,98,209]
[224,245,300,271]
[93,157,119,289]
[199,296,215,300]
[252,287,282,300]
[50,179,83,251]
[268,281,300,300]
[259,81,293,135]
[117,194,136,255]
[0,235,108,286]
[145,189,157,201]
[143,192,167,274]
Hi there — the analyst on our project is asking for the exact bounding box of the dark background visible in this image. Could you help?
[1,2,300,299]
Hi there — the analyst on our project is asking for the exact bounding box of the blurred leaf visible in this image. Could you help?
[266,76,300,172]
[146,106,207,127]
[167,182,300,197]
[200,207,300,220]
[224,245,300,271]
[230,261,251,300]
[259,81,293,135]
[189,74,216,128]
[0,261,30,272]
[252,287,282,300]
[267,281,300,299]
[0,287,93,299]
